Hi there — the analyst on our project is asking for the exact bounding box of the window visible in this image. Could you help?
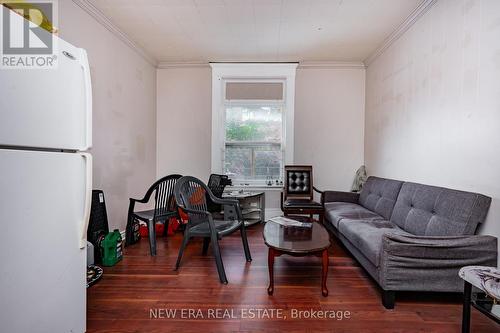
[211,64,297,186]
[224,102,283,181]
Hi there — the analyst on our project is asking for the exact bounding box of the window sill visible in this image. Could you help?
[226,184,283,192]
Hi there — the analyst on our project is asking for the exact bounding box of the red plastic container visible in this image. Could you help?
[155,223,164,236]
[139,224,148,237]
[139,222,168,237]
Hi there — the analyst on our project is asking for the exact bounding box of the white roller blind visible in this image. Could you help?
[225,82,284,100]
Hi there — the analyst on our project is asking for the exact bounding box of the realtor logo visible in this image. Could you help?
[1,1,58,69]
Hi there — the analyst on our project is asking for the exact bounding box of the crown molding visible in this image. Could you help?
[364,0,437,67]
[71,0,157,67]
[157,61,210,69]
[158,61,365,70]
[298,61,365,69]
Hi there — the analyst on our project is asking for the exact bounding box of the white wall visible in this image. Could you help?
[156,67,212,180]
[365,0,500,262]
[156,66,366,211]
[59,1,157,231]
[295,67,365,192]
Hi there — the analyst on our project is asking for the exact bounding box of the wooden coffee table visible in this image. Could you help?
[263,216,331,296]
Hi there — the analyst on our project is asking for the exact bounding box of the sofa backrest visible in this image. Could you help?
[359,177,404,220]
[390,182,492,236]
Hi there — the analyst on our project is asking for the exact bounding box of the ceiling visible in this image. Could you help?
[91,0,423,64]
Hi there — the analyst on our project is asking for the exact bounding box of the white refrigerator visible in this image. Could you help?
[0,11,92,333]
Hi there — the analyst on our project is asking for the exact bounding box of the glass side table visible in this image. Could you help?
[222,191,265,227]
[472,292,500,322]
[460,266,500,333]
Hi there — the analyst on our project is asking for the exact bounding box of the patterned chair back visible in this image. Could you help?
[284,165,313,200]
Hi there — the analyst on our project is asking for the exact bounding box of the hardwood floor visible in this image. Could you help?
[87,223,499,333]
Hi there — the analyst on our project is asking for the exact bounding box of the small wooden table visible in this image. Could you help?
[263,216,331,296]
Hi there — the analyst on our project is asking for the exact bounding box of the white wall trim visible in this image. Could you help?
[228,185,284,192]
[158,61,366,70]
[363,0,437,66]
[298,61,365,69]
[71,0,157,67]
[157,61,210,69]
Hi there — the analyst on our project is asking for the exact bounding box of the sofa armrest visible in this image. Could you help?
[322,191,359,205]
[379,234,498,291]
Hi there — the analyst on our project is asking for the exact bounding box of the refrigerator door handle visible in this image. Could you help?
[80,49,92,150]
[79,152,92,249]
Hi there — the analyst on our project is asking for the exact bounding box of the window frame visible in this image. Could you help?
[210,63,297,186]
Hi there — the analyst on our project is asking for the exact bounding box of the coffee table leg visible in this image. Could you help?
[321,249,329,297]
[267,248,275,295]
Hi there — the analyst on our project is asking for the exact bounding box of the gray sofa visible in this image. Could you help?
[323,176,497,309]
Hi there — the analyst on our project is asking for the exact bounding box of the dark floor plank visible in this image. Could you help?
[87,224,499,332]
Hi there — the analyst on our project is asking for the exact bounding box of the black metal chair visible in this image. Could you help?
[173,176,251,284]
[126,174,182,256]
[206,173,232,215]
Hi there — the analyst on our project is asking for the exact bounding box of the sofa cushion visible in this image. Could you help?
[324,202,385,229]
[338,219,410,267]
[359,177,404,220]
[391,182,492,236]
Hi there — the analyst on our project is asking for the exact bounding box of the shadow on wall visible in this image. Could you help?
[476,197,500,266]
[477,197,500,235]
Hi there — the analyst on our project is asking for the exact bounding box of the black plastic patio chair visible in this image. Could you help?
[126,174,182,256]
[173,176,251,284]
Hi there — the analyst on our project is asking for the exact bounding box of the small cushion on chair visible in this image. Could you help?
[459,266,500,300]
[283,199,322,209]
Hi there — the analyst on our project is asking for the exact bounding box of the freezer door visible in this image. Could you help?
[0,149,91,333]
[0,7,92,150]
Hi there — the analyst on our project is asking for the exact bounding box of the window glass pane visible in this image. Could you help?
[254,146,281,179]
[225,106,282,142]
[224,144,282,181]
[224,146,252,179]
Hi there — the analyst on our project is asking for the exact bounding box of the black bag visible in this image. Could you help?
[87,190,109,263]
[125,216,141,246]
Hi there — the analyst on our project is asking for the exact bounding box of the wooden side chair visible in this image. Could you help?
[173,176,251,284]
[281,165,324,222]
[126,174,182,256]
